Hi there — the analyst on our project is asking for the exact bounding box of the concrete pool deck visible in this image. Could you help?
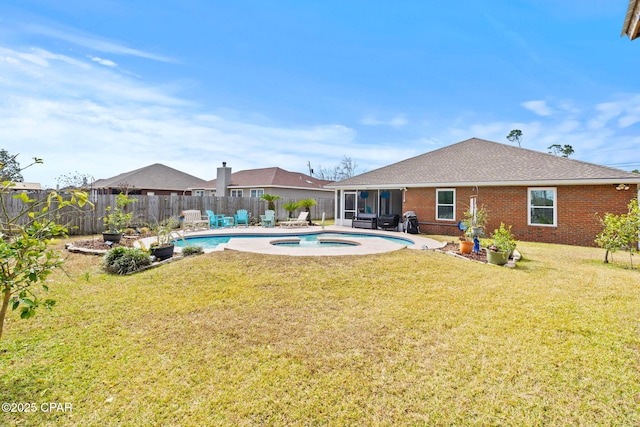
[166,225,446,256]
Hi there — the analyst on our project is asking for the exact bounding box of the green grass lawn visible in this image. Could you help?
[1,237,639,426]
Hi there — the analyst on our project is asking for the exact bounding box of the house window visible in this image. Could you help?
[230,189,243,197]
[436,189,455,220]
[194,190,205,196]
[250,189,264,198]
[529,187,556,226]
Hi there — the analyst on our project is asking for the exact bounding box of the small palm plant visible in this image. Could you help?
[260,193,281,211]
[297,198,317,225]
[282,202,299,219]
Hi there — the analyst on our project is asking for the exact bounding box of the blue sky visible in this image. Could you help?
[1,0,639,188]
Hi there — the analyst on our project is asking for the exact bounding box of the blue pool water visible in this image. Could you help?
[174,232,414,250]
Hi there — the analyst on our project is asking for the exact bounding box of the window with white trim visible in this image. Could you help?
[250,189,264,198]
[436,189,455,220]
[528,187,556,226]
[194,190,205,196]
[230,189,243,197]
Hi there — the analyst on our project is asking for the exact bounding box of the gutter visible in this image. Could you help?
[326,178,640,190]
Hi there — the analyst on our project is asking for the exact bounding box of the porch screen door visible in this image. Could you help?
[344,192,357,224]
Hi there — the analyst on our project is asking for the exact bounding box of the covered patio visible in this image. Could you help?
[331,188,405,230]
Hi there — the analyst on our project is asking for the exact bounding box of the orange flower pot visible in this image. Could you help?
[459,240,473,254]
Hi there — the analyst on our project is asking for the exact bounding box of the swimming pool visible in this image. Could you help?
[174,231,414,250]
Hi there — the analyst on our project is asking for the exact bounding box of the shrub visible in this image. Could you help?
[489,223,517,253]
[103,247,152,275]
[181,245,204,256]
[596,197,639,267]
[103,193,137,233]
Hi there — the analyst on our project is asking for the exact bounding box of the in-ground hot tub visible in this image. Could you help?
[270,238,360,248]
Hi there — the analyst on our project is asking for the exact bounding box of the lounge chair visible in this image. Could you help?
[206,210,225,228]
[234,209,249,227]
[181,210,209,231]
[279,211,309,228]
[260,210,275,228]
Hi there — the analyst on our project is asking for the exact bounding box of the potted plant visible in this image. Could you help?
[462,205,489,237]
[458,232,474,254]
[102,194,137,243]
[148,218,181,260]
[486,222,517,265]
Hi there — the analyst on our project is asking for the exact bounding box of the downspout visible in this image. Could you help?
[334,190,339,226]
[338,189,344,226]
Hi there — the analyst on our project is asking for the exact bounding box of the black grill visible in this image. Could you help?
[378,214,400,230]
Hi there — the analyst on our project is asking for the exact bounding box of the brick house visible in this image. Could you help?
[326,138,640,246]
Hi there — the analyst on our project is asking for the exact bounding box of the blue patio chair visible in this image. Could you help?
[234,209,249,227]
[260,209,275,227]
[206,210,225,228]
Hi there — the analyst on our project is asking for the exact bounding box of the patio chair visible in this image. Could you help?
[279,211,309,228]
[181,210,209,231]
[260,210,275,228]
[234,209,249,227]
[206,210,225,228]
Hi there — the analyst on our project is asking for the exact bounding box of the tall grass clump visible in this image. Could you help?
[103,247,152,275]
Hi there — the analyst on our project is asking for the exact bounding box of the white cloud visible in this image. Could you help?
[522,100,553,116]
[23,23,175,63]
[589,97,640,129]
[89,56,117,67]
[0,37,383,187]
[439,101,639,170]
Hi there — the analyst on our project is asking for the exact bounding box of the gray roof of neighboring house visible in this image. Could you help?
[93,163,208,192]
[203,167,333,191]
[327,138,640,189]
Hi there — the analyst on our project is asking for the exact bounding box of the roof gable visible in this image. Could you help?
[328,138,640,188]
[94,163,207,191]
[205,167,332,190]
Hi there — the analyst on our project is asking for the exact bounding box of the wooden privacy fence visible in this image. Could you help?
[2,193,335,236]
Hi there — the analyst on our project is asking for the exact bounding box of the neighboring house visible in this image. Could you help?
[192,163,334,200]
[326,138,640,247]
[93,163,208,196]
[622,0,640,40]
[7,182,43,192]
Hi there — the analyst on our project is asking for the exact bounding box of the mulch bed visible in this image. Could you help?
[66,234,152,254]
[440,241,489,263]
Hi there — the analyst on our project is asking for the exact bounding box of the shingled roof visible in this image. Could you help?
[204,167,332,190]
[621,0,640,40]
[327,138,640,189]
[94,163,207,192]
